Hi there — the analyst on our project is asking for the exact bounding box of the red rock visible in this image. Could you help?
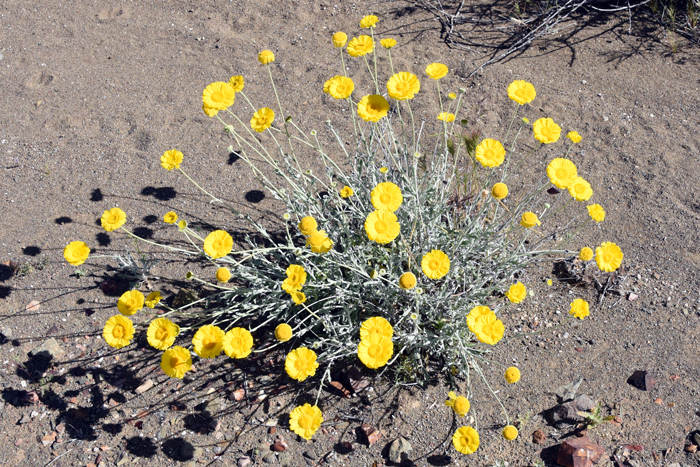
[14,439,23,446]
[360,423,381,446]
[533,430,546,444]
[41,432,56,447]
[624,444,643,451]
[268,427,277,435]
[685,444,698,453]
[329,381,350,398]
[556,436,605,467]
[231,388,245,401]
[271,439,288,452]
[653,398,663,405]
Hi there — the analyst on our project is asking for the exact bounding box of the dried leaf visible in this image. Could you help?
[26,300,40,312]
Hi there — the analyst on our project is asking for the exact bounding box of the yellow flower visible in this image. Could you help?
[473,314,505,345]
[306,230,333,254]
[161,149,183,171]
[258,50,275,64]
[448,92,457,99]
[380,38,397,49]
[323,79,331,94]
[365,210,401,244]
[547,278,553,286]
[202,82,235,110]
[147,317,180,350]
[203,230,233,259]
[250,107,275,132]
[101,207,126,232]
[505,367,521,384]
[569,298,590,319]
[332,31,348,48]
[425,62,449,80]
[595,242,623,272]
[360,316,393,340]
[437,112,455,122]
[298,216,318,236]
[547,158,578,189]
[520,212,541,229]
[117,290,144,316]
[502,425,518,440]
[357,334,393,369]
[216,267,231,283]
[452,426,479,454]
[568,177,593,201]
[507,80,536,105]
[399,272,417,290]
[202,104,218,117]
[357,94,390,122]
[491,183,508,200]
[386,72,420,101]
[178,219,187,231]
[467,306,493,333]
[161,346,192,379]
[275,323,293,342]
[291,291,306,304]
[579,247,594,261]
[360,14,380,28]
[340,186,354,198]
[505,282,527,303]
[475,139,506,168]
[145,291,161,308]
[522,117,530,124]
[328,75,354,100]
[421,250,450,279]
[285,347,319,381]
[228,75,245,93]
[289,404,323,440]
[282,264,307,293]
[371,181,403,212]
[103,315,134,349]
[533,117,561,144]
[379,167,389,173]
[587,204,606,222]
[223,327,254,359]
[63,241,90,266]
[567,131,582,143]
[347,35,374,57]
[445,391,470,417]
[163,211,178,224]
[192,325,225,358]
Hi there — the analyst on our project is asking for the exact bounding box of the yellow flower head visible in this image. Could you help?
[522,117,530,124]
[103,315,134,349]
[371,181,403,212]
[473,314,505,345]
[491,182,508,200]
[579,247,594,261]
[547,158,578,189]
[161,346,192,379]
[298,216,318,236]
[365,210,401,244]
[507,80,536,105]
[505,282,527,303]
[475,138,506,168]
[360,316,393,340]
[437,112,455,122]
[398,272,417,290]
[228,75,245,93]
[282,264,307,293]
[258,50,275,64]
[306,230,333,254]
[569,298,590,320]
[285,347,319,381]
[357,94,390,122]
[63,241,90,266]
[568,177,593,201]
[595,242,623,272]
[145,291,162,309]
[421,249,450,279]
[202,104,218,117]
[358,334,393,369]
[178,219,187,231]
[587,204,606,222]
[340,186,354,198]
[566,131,582,143]
[448,92,457,99]
[117,290,144,316]
[533,117,562,144]
[250,107,275,132]
[360,15,380,28]
[223,327,254,359]
[425,62,449,80]
[379,167,389,173]
[147,317,180,350]
[289,404,323,440]
[505,366,521,384]
[520,212,541,229]
[332,31,348,48]
[467,306,494,333]
[291,290,307,305]
[163,211,178,224]
[347,35,374,57]
[387,72,420,101]
[380,38,397,49]
[328,75,354,100]
[192,325,225,358]
[216,267,231,283]
[502,425,518,440]
[161,149,184,171]
[101,207,126,232]
[275,323,293,342]
[203,230,233,260]
[323,79,331,94]
[202,82,235,110]
[445,391,470,417]
[452,426,480,454]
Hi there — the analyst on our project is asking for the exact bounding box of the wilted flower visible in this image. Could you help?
[504,367,521,384]
[566,131,582,143]
[448,92,457,99]
[306,230,333,254]
[228,75,245,93]
[163,211,178,224]
[437,112,455,122]
[145,291,161,308]
[332,31,347,48]
[520,212,541,228]
[340,186,354,198]
[445,391,470,417]
[291,290,306,304]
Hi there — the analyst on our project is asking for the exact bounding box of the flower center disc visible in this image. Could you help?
[540,127,552,138]
[213,240,223,250]
[368,344,382,358]
[515,89,526,98]
[211,91,223,103]
[155,328,167,340]
[202,336,217,350]
[295,358,309,372]
[298,414,313,429]
[429,260,439,271]
[374,220,387,233]
[231,337,243,349]
[455,399,468,413]
[482,324,493,335]
[170,356,183,368]
[483,148,494,159]
[555,168,569,180]
[108,214,118,223]
[379,193,391,204]
[113,326,124,338]
[396,82,410,93]
[126,298,137,308]
[574,183,585,194]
